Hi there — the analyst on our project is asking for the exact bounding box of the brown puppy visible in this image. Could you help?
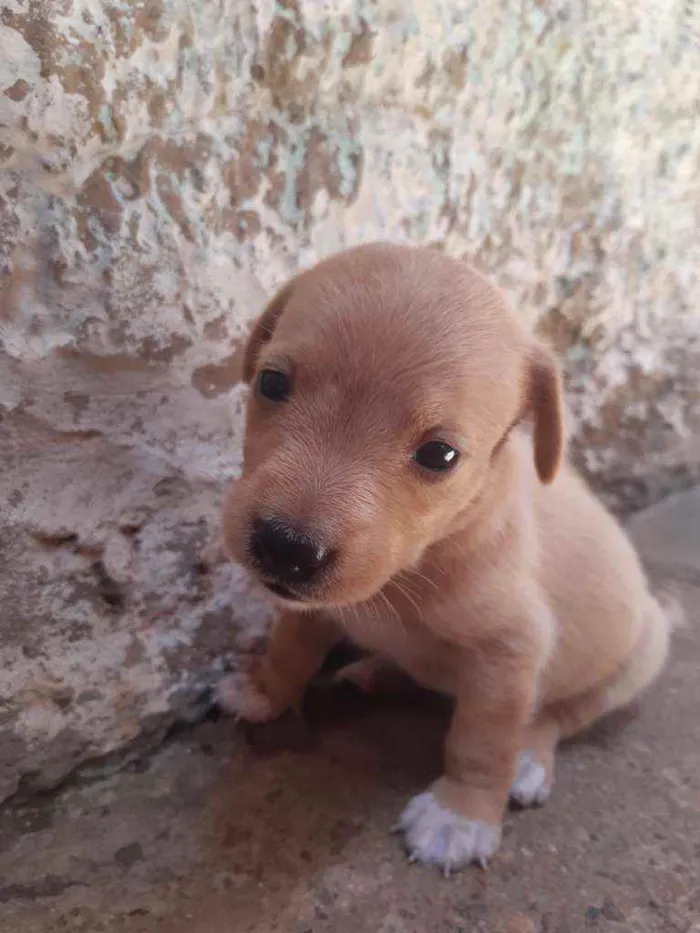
[218,243,672,873]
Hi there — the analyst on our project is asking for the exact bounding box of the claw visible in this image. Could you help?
[396,791,501,874]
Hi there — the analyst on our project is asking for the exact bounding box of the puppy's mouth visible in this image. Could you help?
[261,579,302,601]
[255,572,342,610]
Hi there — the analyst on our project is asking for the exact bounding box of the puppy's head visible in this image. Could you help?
[224,244,563,608]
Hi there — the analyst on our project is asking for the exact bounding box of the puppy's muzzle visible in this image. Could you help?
[249,517,333,597]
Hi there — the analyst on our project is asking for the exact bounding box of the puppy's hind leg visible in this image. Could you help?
[510,595,675,808]
[510,714,558,808]
[553,593,673,743]
[592,594,674,724]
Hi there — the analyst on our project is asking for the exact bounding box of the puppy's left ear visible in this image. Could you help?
[243,279,295,383]
[525,341,565,484]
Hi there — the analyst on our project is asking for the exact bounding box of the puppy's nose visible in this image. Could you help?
[250,517,330,585]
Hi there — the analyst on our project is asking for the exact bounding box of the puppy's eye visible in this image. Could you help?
[414,440,460,473]
[258,369,291,402]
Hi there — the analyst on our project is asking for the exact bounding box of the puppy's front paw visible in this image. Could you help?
[509,751,552,808]
[215,669,276,723]
[397,792,501,874]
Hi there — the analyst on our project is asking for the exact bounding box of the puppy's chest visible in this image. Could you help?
[332,591,458,694]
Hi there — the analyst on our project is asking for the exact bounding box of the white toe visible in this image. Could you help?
[509,751,551,807]
[215,671,275,723]
[397,791,501,872]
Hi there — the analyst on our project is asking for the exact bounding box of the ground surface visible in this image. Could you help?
[1,491,699,933]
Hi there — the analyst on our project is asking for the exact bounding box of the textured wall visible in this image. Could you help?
[1,0,699,801]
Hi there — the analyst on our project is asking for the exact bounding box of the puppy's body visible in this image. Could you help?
[334,434,661,707]
[219,244,671,872]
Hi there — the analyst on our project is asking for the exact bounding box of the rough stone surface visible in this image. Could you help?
[1,1,700,799]
[0,490,698,932]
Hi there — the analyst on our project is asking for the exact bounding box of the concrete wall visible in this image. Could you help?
[1,0,699,802]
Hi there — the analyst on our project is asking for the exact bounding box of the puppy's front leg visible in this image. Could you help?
[399,636,538,873]
[216,610,339,722]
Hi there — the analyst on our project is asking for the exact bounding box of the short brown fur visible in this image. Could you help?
[219,243,672,872]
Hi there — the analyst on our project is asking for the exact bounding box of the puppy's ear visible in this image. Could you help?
[526,341,564,484]
[243,280,295,383]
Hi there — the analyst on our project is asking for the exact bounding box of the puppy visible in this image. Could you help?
[218,243,672,873]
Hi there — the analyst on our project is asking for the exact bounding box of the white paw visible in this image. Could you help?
[397,792,501,874]
[215,671,275,723]
[509,751,551,807]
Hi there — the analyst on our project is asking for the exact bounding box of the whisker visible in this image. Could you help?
[377,590,402,626]
[390,579,423,619]
[403,567,440,592]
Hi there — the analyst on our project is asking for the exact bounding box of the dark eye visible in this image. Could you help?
[414,440,460,473]
[258,369,291,402]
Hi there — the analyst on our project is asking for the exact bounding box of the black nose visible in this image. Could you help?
[250,517,330,585]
